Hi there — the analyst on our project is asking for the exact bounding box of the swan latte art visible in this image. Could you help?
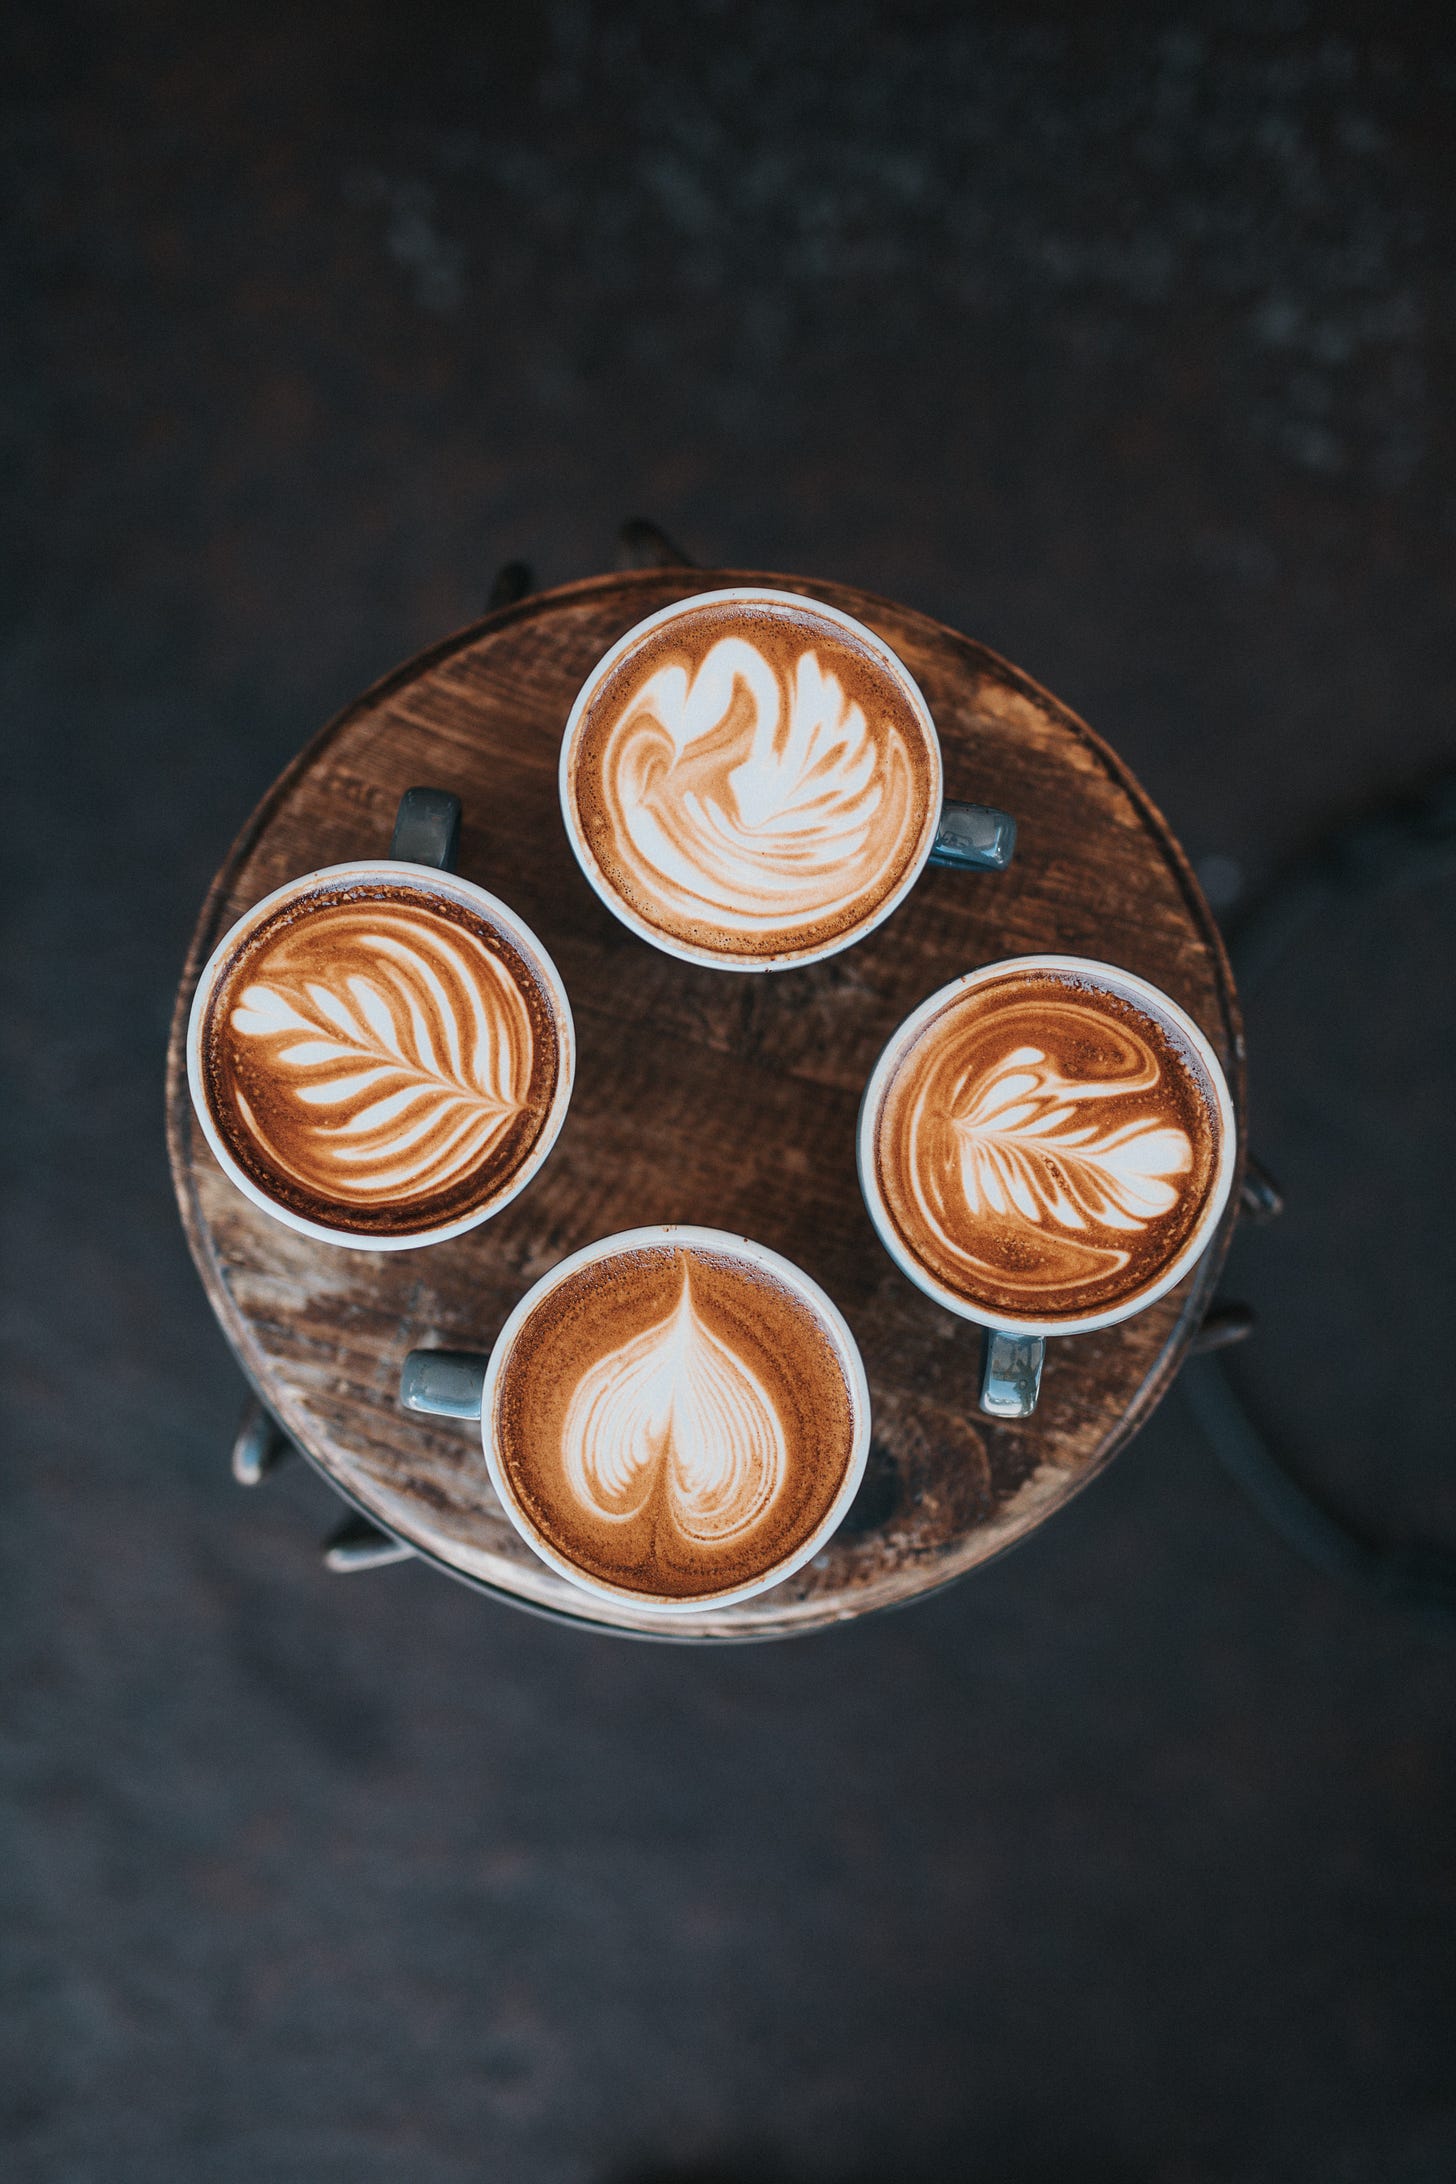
[491,1239,863,1603]
[866,968,1228,1327]
[561,591,941,968]
[197,876,568,1241]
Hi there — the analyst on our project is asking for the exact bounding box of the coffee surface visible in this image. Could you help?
[871,971,1221,1322]
[493,1244,859,1600]
[201,879,562,1237]
[566,597,939,961]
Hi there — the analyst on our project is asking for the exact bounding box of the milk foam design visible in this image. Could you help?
[949,1044,1193,1238]
[901,1010,1196,1297]
[560,1264,787,1546]
[598,636,917,940]
[228,906,531,1207]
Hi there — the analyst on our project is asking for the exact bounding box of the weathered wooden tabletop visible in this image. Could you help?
[166,567,1245,1640]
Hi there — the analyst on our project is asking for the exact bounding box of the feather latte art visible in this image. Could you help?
[561,592,941,968]
[865,967,1228,1327]
[196,875,570,1243]
[490,1237,865,1604]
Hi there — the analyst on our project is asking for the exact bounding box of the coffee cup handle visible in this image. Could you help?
[400,1348,489,1420]
[928,801,1017,872]
[391,787,462,873]
[980,1330,1044,1417]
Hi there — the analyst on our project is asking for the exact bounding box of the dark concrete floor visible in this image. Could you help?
[4,3,1456,2180]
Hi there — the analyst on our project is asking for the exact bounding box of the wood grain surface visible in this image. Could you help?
[165,569,1245,1640]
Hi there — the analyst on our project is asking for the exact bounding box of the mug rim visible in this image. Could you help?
[185,858,577,1253]
[479,1223,873,1615]
[557,585,945,974]
[856,954,1239,1337]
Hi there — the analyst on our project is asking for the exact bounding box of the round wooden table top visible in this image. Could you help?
[167,568,1245,1640]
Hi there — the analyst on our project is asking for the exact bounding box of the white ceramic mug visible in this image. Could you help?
[558,586,1017,974]
[399,1225,872,1614]
[186,789,575,1252]
[857,955,1238,1416]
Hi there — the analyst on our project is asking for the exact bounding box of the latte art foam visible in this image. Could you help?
[493,1244,858,1600]
[201,881,564,1238]
[565,597,939,964]
[871,973,1221,1322]
[561,1272,787,1547]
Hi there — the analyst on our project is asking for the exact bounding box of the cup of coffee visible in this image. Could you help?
[400,1226,871,1613]
[186,789,575,1251]
[857,956,1237,1416]
[558,587,1017,973]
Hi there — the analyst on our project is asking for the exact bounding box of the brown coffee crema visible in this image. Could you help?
[568,598,939,961]
[872,972,1222,1321]
[201,880,562,1238]
[492,1245,858,1600]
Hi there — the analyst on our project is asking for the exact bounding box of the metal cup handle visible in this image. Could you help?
[391,786,462,872]
[980,1330,1045,1418]
[400,1349,490,1421]
[928,801,1017,872]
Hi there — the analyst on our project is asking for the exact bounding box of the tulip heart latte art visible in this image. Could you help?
[864,967,1230,1328]
[195,875,571,1243]
[561,591,941,968]
[489,1238,866,1604]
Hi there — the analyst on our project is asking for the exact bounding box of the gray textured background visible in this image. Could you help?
[4,3,1455,2180]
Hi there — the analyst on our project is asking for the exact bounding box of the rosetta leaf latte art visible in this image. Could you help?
[560,1267,787,1548]
[228,916,530,1207]
[952,1044,1193,1236]
[600,633,918,941]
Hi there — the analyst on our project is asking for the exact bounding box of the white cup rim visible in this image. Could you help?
[185,859,577,1252]
[479,1223,873,1614]
[857,955,1239,1336]
[558,585,945,974]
